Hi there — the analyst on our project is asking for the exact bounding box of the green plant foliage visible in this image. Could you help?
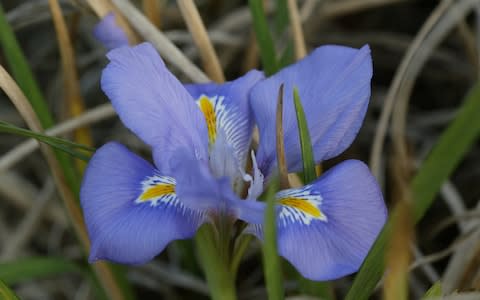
[346,82,480,300]
[293,88,316,184]
[195,225,237,300]
[422,282,443,299]
[263,179,284,300]
[248,0,279,75]
[274,0,289,34]
[0,4,53,128]
[292,89,334,300]
[0,279,20,300]
[0,257,85,285]
[0,121,94,161]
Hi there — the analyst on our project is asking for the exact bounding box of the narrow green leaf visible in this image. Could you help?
[346,82,480,300]
[274,0,289,34]
[0,4,53,128]
[274,0,294,69]
[0,121,95,152]
[0,280,20,300]
[248,0,279,75]
[422,282,442,299]
[0,121,94,161]
[0,257,85,285]
[292,86,334,299]
[293,88,316,184]
[0,257,111,300]
[411,83,480,222]
[263,178,284,300]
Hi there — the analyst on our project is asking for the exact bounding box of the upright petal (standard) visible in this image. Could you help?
[185,70,264,180]
[101,43,209,173]
[250,45,373,177]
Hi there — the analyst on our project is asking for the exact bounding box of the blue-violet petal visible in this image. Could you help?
[240,160,387,280]
[250,45,373,177]
[80,142,205,264]
[101,43,209,173]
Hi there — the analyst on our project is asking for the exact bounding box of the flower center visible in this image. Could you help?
[195,94,263,198]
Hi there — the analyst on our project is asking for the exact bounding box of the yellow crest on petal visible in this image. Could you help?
[139,184,175,201]
[198,95,217,144]
[279,197,324,219]
[277,187,328,225]
[136,175,177,207]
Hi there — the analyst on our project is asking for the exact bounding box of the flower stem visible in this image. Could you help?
[231,234,253,278]
[195,224,237,300]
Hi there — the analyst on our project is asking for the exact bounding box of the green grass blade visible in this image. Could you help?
[0,280,20,300]
[422,282,442,299]
[274,0,289,34]
[0,121,95,152]
[0,4,53,128]
[0,257,110,300]
[0,257,85,285]
[292,88,334,299]
[0,121,93,161]
[263,178,284,300]
[411,83,480,221]
[274,0,294,69]
[346,82,480,300]
[248,0,279,75]
[293,88,316,184]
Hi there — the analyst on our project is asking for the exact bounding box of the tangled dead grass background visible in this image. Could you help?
[0,0,479,299]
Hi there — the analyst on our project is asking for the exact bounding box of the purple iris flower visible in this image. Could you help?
[82,18,387,281]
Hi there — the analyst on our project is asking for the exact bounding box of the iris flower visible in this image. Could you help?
[82,19,387,281]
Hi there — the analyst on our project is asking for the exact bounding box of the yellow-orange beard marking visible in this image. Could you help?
[198,96,217,144]
[279,197,325,219]
[139,184,175,202]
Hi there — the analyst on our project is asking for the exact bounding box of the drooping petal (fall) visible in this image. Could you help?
[250,45,372,177]
[101,43,209,173]
[80,142,205,264]
[93,13,129,50]
[237,160,387,281]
